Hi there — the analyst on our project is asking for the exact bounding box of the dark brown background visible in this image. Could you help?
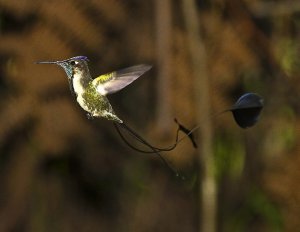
[0,0,298,231]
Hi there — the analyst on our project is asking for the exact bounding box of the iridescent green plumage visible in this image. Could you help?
[36,56,151,123]
[95,72,115,83]
[82,82,122,122]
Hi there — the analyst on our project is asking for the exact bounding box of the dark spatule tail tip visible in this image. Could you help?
[231,93,264,128]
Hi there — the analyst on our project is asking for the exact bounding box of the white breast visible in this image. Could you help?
[72,72,91,113]
[76,94,90,113]
[72,72,85,95]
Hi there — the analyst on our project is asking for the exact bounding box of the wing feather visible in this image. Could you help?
[92,64,152,95]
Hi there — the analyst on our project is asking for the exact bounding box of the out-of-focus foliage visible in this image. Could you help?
[0,0,298,231]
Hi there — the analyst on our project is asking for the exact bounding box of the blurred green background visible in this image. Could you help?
[0,0,298,231]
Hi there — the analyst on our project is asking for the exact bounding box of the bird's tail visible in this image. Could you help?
[114,122,185,178]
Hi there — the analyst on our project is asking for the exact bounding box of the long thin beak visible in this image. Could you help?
[35,60,59,64]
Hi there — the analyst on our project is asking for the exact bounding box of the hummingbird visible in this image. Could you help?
[36,56,186,177]
[36,56,151,123]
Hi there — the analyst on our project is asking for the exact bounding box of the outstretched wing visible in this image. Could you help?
[92,64,152,95]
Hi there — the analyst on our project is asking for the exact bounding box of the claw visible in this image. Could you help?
[86,113,94,120]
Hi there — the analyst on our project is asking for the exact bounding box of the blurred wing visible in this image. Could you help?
[92,64,152,95]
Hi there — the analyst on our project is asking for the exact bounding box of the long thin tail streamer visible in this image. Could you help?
[114,122,185,178]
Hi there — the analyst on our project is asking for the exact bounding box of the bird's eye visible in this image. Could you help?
[70,61,76,66]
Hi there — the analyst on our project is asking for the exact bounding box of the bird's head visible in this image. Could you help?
[36,56,90,79]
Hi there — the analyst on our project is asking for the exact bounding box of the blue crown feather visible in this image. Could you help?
[74,56,89,61]
[64,56,89,62]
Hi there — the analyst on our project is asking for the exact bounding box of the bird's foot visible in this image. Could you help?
[86,113,94,120]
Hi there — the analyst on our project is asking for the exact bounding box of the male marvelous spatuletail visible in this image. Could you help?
[36,56,183,177]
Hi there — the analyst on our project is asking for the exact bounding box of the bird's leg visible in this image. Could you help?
[86,113,94,120]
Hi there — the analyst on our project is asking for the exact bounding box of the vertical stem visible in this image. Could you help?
[182,1,216,232]
[155,0,172,134]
